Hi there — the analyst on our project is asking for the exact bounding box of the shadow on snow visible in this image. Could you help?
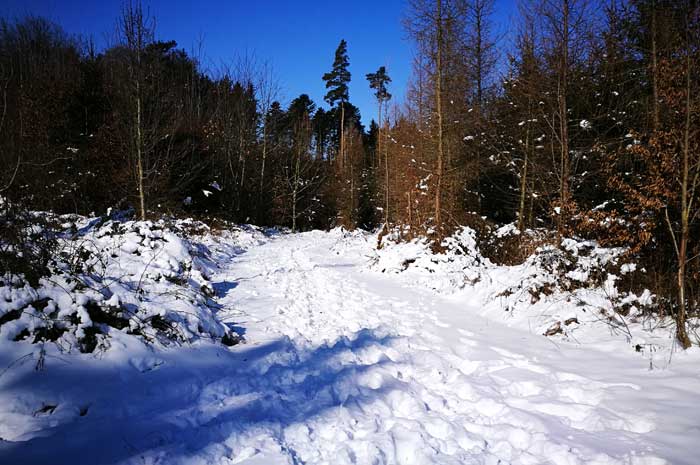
[0,328,402,465]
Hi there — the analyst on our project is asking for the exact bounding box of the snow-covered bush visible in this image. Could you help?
[372,223,667,344]
[373,226,487,293]
[0,198,59,285]
[0,212,241,354]
[479,223,550,266]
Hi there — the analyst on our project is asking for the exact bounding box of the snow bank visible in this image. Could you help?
[0,214,261,354]
[373,223,678,352]
[1,224,698,465]
[373,227,487,293]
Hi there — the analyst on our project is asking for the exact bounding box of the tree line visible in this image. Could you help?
[379,0,698,347]
[0,0,698,346]
[0,5,373,231]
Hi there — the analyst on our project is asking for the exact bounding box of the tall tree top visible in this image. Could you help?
[323,39,351,107]
[366,66,392,104]
[288,94,317,120]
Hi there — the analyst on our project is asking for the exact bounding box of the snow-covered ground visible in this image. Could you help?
[1,227,698,465]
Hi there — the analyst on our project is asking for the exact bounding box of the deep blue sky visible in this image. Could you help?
[1,0,517,126]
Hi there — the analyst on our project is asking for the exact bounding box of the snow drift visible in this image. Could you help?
[373,224,686,353]
[0,213,249,354]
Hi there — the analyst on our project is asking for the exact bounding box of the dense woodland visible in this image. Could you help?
[1,0,698,347]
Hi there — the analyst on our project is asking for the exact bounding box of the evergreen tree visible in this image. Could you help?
[366,66,392,106]
[323,40,364,228]
[323,40,351,107]
[322,40,351,163]
[366,66,392,226]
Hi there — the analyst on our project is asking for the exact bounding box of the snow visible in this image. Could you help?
[1,227,699,465]
[621,263,637,274]
[0,216,249,354]
[496,223,521,238]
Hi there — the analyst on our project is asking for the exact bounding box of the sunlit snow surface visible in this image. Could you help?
[1,226,698,465]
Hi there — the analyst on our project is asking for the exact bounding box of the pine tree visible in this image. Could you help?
[322,40,351,165]
[323,40,362,227]
[366,66,392,108]
[366,66,392,226]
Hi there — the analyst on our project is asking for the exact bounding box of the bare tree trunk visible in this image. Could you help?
[384,119,390,225]
[259,121,267,197]
[518,116,531,230]
[407,190,413,225]
[677,226,690,347]
[350,160,355,225]
[651,0,660,131]
[558,0,570,235]
[348,130,355,226]
[474,0,484,213]
[528,178,535,226]
[237,125,246,213]
[2,68,21,194]
[377,101,382,171]
[258,128,267,223]
[676,51,692,349]
[340,102,345,168]
[136,66,146,220]
[292,141,301,232]
[418,55,425,125]
[435,0,445,229]
[378,101,388,225]
[122,2,150,221]
[475,6,484,107]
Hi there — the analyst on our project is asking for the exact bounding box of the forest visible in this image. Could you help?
[0,0,698,347]
[1,1,700,464]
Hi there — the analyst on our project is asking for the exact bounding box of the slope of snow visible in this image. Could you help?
[373,227,677,353]
[0,228,698,465]
[0,216,251,352]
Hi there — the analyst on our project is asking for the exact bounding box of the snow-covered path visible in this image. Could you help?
[1,229,698,465]
[211,230,699,465]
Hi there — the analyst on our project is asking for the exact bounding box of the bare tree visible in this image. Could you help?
[256,61,282,215]
[119,1,154,220]
[672,4,699,348]
[464,0,498,213]
[538,0,596,233]
[509,5,544,230]
[405,0,471,236]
